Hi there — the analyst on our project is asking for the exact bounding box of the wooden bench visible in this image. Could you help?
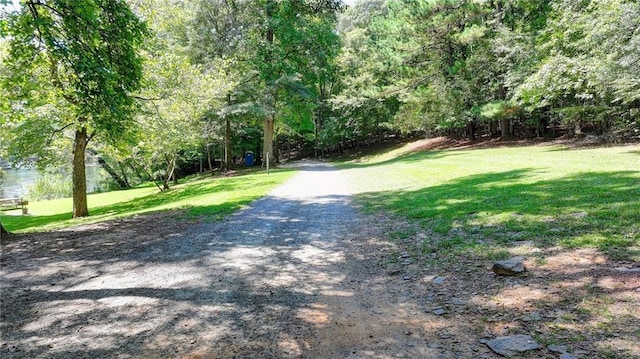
[0,197,29,214]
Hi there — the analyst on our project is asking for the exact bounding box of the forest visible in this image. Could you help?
[1,0,639,219]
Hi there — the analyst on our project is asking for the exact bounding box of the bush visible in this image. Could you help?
[27,174,72,200]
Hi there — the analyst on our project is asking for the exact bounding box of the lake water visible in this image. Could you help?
[1,166,106,199]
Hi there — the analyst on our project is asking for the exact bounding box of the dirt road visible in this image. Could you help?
[1,161,487,358]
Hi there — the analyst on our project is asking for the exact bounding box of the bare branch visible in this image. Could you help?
[45,122,75,147]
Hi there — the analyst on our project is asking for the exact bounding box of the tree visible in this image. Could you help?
[188,0,252,171]
[189,0,343,165]
[514,0,639,135]
[0,221,8,237]
[1,0,146,217]
[129,0,219,190]
[260,0,344,164]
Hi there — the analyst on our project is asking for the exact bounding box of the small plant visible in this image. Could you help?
[27,174,72,200]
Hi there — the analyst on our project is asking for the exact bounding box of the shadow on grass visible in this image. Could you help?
[357,169,640,261]
[338,148,461,169]
[1,212,73,232]
[1,169,294,232]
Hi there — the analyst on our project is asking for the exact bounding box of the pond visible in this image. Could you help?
[1,165,106,199]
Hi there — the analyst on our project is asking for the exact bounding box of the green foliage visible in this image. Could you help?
[186,0,344,160]
[2,0,147,145]
[332,0,638,142]
[27,173,72,201]
[511,0,639,134]
[478,101,520,120]
[1,0,148,216]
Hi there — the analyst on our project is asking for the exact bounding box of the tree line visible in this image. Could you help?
[1,0,638,221]
[335,0,638,142]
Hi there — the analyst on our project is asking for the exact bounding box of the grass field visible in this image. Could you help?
[340,140,640,261]
[1,169,295,233]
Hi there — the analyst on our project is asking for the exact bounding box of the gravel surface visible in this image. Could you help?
[4,160,636,358]
[1,160,475,358]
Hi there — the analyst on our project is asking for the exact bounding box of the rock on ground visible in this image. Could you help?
[486,334,540,356]
[492,257,527,276]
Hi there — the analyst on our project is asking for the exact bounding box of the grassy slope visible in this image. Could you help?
[1,169,295,233]
[340,141,640,261]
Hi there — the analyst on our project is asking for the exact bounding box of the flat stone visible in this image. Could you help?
[492,258,526,276]
[486,334,540,357]
[548,344,567,353]
[522,312,542,322]
[560,354,576,359]
[433,276,445,284]
[427,342,441,349]
[433,308,448,316]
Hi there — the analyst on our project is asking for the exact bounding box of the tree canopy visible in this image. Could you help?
[1,0,147,217]
[1,0,637,218]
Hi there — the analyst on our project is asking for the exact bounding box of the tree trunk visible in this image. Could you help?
[314,116,319,158]
[468,120,476,141]
[206,144,214,176]
[489,120,498,136]
[1,221,9,238]
[96,155,129,188]
[263,115,274,167]
[500,118,510,138]
[118,161,131,187]
[224,116,232,172]
[163,155,176,190]
[72,127,89,218]
[262,0,275,168]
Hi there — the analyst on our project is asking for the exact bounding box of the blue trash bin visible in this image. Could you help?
[245,152,254,167]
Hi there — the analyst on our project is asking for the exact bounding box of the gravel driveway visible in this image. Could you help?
[1,161,498,358]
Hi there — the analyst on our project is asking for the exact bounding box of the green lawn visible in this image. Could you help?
[340,142,640,261]
[1,169,295,233]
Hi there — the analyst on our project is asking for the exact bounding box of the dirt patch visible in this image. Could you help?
[1,161,638,359]
[377,212,640,359]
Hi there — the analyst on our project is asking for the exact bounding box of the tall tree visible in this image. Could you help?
[256,0,343,163]
[189,0,343,165]
[514,0,639,135]
[1,0,146,217]
[129,0,219,189]
[188,0,251,171]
